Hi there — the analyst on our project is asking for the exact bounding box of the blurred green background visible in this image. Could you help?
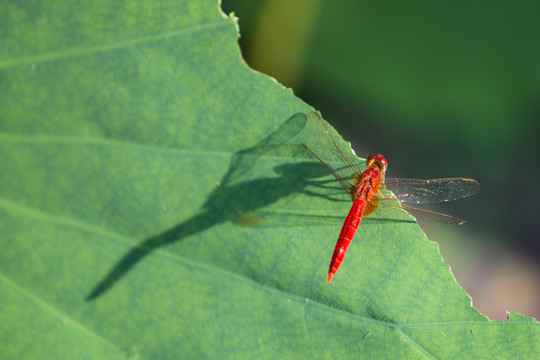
[222,0,540,320]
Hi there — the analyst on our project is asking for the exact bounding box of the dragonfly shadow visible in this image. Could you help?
[86,113,337,300]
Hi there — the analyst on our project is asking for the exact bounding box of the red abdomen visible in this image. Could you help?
[327,198,366,282]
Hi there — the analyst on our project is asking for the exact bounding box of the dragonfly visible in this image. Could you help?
[303,112,480,282]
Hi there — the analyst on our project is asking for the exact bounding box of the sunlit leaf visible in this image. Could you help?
[1,1,538,359]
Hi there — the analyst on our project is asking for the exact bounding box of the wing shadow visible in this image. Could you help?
[86,113,338,300]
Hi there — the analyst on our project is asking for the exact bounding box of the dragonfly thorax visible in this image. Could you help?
[350,167,382,202]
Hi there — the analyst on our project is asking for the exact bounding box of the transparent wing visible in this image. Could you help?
[369,198,470,225]
[384,177,480,204]
[303,112,363,193]
[400,204,469,225]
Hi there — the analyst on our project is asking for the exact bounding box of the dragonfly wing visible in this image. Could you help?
[303,144,356,195]
[384,177,480,204]
[367,198,469,225]
[400,204,469,225]
[304,112,363,186]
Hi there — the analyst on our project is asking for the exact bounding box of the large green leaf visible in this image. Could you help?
[1,1,538,359]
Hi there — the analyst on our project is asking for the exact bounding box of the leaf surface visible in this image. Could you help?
[0,1,538,359]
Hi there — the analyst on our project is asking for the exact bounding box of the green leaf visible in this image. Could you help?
[1,1,539,359]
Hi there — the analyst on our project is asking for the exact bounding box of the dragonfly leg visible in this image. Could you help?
[378,189,394,200]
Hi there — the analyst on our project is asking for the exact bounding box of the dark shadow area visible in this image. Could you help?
[86,113,341,300]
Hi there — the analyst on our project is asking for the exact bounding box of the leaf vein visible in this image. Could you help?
[0,20,231,68]
[0,270,121,352]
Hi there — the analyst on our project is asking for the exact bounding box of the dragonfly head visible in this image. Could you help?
[366,154,388,173]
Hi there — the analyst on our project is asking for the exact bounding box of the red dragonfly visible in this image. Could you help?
[303,112,480,282]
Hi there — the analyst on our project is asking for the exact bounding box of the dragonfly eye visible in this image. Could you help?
[366,154,388,172]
